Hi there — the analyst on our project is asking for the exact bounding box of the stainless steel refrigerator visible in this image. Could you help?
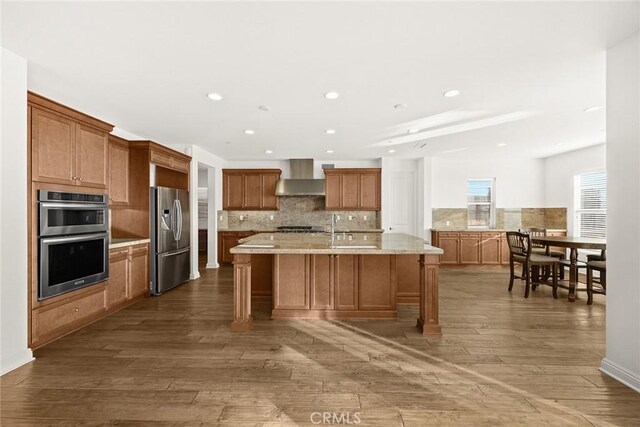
[150,186,190,295]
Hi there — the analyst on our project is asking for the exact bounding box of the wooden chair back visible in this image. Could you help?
[519,227,546,249]
[507,231,532,260]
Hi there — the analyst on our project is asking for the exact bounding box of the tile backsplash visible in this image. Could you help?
[432,207,567,230]
[219,196,380,231]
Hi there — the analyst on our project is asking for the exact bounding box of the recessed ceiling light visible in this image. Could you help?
[244,129,255,135]
[584,106,603,113]
[496,143,507,147]
[443,89,460,98]
[394,103,407,110]
[258,105,270,111]
[325,129,336,135]
[408,129,419,134]
[207,93,223,101]
[325,149,334,154]
[265,150,273,154]
[388,149,396,153]
[324,91,339,100]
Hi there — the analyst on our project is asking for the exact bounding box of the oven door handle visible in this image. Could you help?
[40,202,108,209]
[41,232,109,244]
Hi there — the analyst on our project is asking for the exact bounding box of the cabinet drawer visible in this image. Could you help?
[36,290,107,338]
[460,232,481,237]
[481,232,501,238]
[131,244,149,256]
[150,150,172,168]
[438,232,460,237]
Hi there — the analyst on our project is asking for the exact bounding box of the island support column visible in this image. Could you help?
[417,254,442,335]
[232,253,253,331]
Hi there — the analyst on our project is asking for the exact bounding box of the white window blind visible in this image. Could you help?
[574,171,606,239]
[467,179,495,228]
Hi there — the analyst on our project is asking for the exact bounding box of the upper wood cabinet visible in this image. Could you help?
[222,169,282,210]
[108,135,130,206]
[149,145,190,173]
[29,93,113,189]
[323,168,381,210]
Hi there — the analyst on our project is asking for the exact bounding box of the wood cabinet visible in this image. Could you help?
[108,135,130,206]
[323,168,381,210]
[335,254,359,310]
[32,287,107,345]
[223,169,282,210]
[218,231,255,264]
[272,254,397,318]
[149,146,190,173]
[107,244,149,309]
[107,244,149,308]
[480,233,502,265]
[29,93,113,189]
[431,230,567,266]
[459,232,481,264]
[437,233,461,264]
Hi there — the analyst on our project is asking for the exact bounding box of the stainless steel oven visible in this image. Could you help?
[38,190,109,300]
[39,232,109,299]
[38,190,108,236]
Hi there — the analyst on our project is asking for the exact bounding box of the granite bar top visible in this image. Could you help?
[431,228,567,233]
[231,233,443,255]
[110,237,151,249]
[219,228,384,233]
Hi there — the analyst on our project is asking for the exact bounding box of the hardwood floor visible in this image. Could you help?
[2,263,639,426]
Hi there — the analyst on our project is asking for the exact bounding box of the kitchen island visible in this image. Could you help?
[230,233,444,335]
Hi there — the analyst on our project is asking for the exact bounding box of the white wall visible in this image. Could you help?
[601,32,640,392]
[430,158,545,209]
[0,48,33,374]
[544,144,606,235]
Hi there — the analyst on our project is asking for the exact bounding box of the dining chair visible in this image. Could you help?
[507,231,559,299]
[586,259,607,305]
[519,227,566,279]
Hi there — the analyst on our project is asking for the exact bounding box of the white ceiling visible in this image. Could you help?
[2,2,638,160]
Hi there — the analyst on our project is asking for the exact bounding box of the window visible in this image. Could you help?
[467,179,495,228]
[574,171,606,239]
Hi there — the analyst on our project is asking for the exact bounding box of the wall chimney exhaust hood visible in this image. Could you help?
[275,159,326,196]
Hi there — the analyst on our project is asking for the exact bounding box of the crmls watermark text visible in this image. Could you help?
[310,412,361,425]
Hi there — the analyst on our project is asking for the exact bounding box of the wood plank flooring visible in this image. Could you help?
[2,262,639,426]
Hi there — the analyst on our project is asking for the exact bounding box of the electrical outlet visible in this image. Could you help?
[336,215,341,221]
[219,215,223,221]
[446,220,450,226]
[363,215,367,221]
[269,215,274,221]
[348,215,354,221]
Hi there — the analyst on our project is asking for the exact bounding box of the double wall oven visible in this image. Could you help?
[38,190,109,300]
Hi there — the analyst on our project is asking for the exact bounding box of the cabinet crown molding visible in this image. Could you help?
[28,91,114,132]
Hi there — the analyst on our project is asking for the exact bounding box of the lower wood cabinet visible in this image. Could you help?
[32,287,108,346]
[272,254,397,316]
[218,231,254,264]
[108,244,149,309]
[431,230,567,266]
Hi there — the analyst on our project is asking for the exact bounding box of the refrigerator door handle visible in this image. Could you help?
[161,247,190,258]
[176,199,182,241]
[172,199,179,241]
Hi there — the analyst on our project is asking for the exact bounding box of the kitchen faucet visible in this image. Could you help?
[330,213,338,235]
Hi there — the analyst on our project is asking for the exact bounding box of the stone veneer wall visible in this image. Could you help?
[432,208,567,230]
[219,196,380,231]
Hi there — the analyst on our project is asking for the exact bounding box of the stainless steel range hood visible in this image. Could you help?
[275,159,326,196]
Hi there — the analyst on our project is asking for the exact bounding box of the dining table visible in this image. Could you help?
[531,235,606,302]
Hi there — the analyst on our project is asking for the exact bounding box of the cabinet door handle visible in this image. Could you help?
[79,177,84,181]
[72,176,77,180]
[74,307,79,312]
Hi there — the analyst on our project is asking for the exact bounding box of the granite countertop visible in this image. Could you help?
[218,228,385,233]
[431,228,567,232]
[109,237,151,249]
[231,232,443,255]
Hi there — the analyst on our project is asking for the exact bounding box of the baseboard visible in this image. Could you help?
[1,349,34,376]
[600,358,640,393]
[206,262,219,269]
